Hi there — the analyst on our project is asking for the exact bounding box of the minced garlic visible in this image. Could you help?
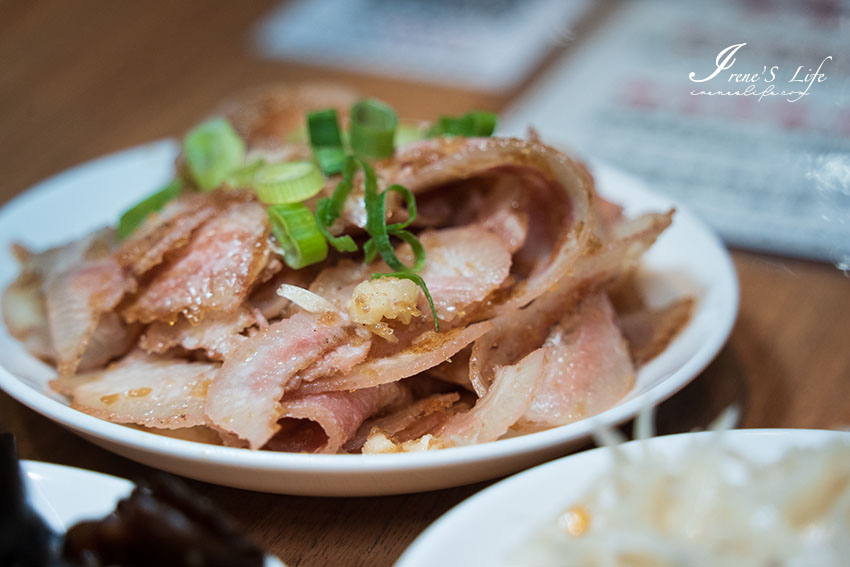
[346,277,421,333]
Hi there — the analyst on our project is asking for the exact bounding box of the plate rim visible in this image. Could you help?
[0,139,739,482]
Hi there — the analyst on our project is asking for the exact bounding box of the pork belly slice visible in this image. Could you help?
[471,186,529,254]
[293,334,372,385]
[2,268,53,361]
[249,262,322,320]
[400,227,512,322]
[46,256,135,376]
[469,210,672,396]
[517,291,635,431]
[123,200,269,325]
[428,347,474,391]
[264,382,406,454]
[440,349,545,446]
[50,350,218,429]
[8,229,136,376]
[298,320,493,394]
[306,224,511,334]
[382,137,598,313]
[3,233,138,375]
[139,305,258,360]
[204,311,350,449]
[216,83,358,151]
[115,192,219,277]
[347,392,460,453]
[77,312,142,372]
[309,260,372,310]
[618,297,695,365]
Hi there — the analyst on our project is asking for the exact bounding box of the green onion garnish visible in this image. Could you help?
[224,159,266,188]
[304,100,439,330]
[385,184,417,232]
[316,155,438,330]
[314,146,347,176]
[349,99,398,160]
[183,117,246,191]
[117,179,182,239]
[315,156,359,253]
[466,111,497,136]
[357,156,438,330]
[308,109,344,146]
[428,111,498,138]
[268,203,328,269]
[254,161,324,204]
[308,109,346,175]
[395,121,429,147]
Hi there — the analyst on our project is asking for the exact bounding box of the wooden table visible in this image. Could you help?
[1,2,848,565]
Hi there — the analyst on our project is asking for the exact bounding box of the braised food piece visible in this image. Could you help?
[62,475,264,567]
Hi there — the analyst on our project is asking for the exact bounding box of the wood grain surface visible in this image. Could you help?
[1,2,848,566]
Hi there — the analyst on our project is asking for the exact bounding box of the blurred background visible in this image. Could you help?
[1,0,848,268]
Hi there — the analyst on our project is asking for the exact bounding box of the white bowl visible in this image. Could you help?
[398,428,850,566]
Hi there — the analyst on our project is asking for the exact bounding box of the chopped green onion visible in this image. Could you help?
[308,109,344,146]
[314,146,346,176]
[466,111,497,136]
[316,198,358,253]
[315,157,358,252]
[268,203,328,269]
[390,229,426,272]
[365,188,421,273]
[385,184,417,232]
[117,179,182,239]
[429,111,498,138]
[432,115,469,137]
[224,159,266,188]
[346,156,437,330]
[308,146,437,329]
[395,121,429,148]
[183,117,246,191]
[363,238,378,264]
[349,99,398,159]
[308,109,347,175]
[254,161,324,204]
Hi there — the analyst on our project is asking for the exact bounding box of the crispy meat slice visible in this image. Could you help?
[517,292,635,431]
[115,192,219,277]
[265,383,406,454]
[139,305,258,361]
[298,320,493,394]
[440,349,545,446]
[468,210,672,396]
[204,311,350,449]
[50,350,218,429]
[123,201,269,325]
[618,297,695,365]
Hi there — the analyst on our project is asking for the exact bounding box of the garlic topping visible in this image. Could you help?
[346,277,422,332]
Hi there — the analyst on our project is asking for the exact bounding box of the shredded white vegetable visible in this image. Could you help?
[276,284,339,315]
[520,432,850,566]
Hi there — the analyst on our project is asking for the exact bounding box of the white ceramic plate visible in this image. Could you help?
[397,429,850,566]
[0,140,738,496]
[22,460,284,566]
